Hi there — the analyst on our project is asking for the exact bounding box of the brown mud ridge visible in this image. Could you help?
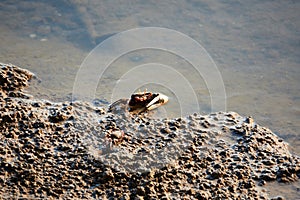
[0,63,299,199]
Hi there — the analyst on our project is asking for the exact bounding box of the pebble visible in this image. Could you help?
[29,34,37,38]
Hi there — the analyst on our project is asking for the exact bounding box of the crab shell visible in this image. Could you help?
[128,92,168,112]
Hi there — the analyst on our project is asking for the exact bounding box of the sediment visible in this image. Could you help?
[0,63,299,199]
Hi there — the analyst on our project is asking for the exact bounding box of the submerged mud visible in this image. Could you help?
[0,63,299,199]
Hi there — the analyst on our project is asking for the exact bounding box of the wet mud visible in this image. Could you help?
[0,63,299,199]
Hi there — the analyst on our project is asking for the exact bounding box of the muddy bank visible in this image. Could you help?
[0,63,299,199]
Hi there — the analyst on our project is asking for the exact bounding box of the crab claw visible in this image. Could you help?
[146,93,169,111]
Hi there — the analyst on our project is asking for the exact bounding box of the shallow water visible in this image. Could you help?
[1,0,299,198]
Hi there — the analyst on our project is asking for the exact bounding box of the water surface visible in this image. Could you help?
[0,0,299,198]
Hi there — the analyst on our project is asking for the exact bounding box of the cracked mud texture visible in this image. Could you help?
[0,63,299,199]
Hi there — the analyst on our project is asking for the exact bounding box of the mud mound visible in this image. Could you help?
[0,63,299,199]
[0,63,33,99]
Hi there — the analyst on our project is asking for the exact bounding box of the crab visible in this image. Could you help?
[108,90,169,114]
[128,91,168,113]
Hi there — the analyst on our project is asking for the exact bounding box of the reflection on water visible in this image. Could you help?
[0,0,299,198]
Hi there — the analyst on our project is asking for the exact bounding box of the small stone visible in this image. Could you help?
[110,130,124,139]
[29,33,37,38]
[245,116,254,125]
